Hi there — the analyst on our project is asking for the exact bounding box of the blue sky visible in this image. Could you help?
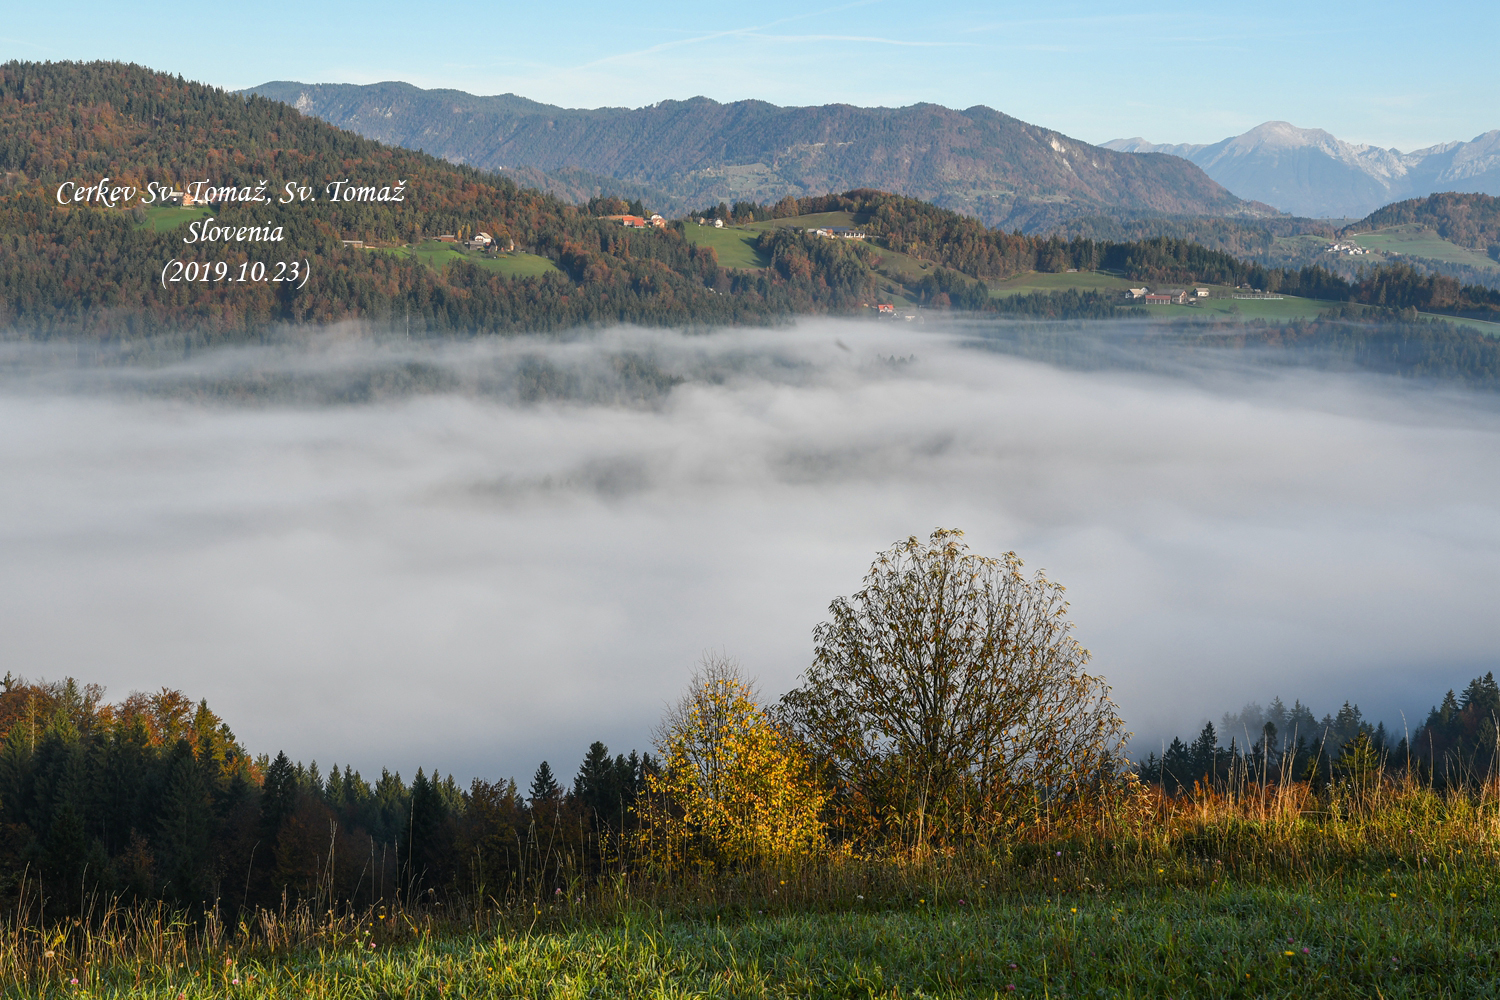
[7,1,1497,151]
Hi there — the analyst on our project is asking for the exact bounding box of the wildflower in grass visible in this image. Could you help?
[1006,985,1016,992]
[232,977,241,984]
[1302,948,1310,954]
[1285,951,1295,957]
[1009,963,1018,970]
[70,978,78,985]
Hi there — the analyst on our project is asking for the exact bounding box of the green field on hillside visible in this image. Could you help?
[991,270,1138,296]
[745,211,868,232]
[1423,311,1500,337]
[989,273,1331,320]
[681,224,770,268]
[135,204,213,231]
[1350,225,1499,270]
[377,241,561,277]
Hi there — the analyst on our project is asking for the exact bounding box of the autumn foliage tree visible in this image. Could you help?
[646,655,824,870]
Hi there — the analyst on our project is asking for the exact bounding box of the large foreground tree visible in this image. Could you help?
[781,529,1129,847]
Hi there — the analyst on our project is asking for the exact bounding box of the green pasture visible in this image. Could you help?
[985,272,1331,320]
[377,241,561,277]
[1422,311,1500,337]
[134,204,212,232]
[1350,225,1500,270]
[990,270,1138,297]
[681,224,770,268]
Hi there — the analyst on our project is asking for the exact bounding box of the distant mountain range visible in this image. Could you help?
[242,81,1270,232]
[1104,123,1500,219]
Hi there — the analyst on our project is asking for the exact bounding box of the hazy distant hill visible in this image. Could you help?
[1106,122,1500,219]
[243,81,1265,232]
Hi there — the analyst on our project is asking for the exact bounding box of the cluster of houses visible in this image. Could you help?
[1324,241,1371,255]
[608,214,668,229]
[432,231,515,252]
[1125,287,1211,304]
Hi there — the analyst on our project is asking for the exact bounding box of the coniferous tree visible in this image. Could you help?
[527,761,561,806]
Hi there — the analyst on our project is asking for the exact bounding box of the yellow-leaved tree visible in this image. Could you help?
[645,654,824,870]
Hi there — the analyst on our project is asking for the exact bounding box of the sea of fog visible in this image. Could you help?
[2,320,1498,781]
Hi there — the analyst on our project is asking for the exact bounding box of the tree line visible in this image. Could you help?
[0,672,658,922]
[1138,672,1500,794]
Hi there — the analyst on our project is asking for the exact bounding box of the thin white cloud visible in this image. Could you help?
[736,33,981,48]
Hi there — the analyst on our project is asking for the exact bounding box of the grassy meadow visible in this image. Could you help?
[990,270,1138,297]
[681,224,771,269]
[134,205,213,232]
[990,272,1343,322]
[7,781,1500,999]
[1349,226,1500,271]
[377,240,561,277]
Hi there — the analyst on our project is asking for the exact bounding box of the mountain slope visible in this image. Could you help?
[1106,123,1500,218]
[244,81,1264,231]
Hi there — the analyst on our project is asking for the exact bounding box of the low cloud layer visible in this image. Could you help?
[3,322,1497,781]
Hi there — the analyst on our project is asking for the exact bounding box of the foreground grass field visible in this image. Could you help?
[11,777,1500,999]
[10,870,1497,998]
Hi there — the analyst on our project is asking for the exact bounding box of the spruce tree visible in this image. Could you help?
[528,761,561,805]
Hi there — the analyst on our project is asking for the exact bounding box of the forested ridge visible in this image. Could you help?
[241,79,1257,230]
[3,61,1500,346]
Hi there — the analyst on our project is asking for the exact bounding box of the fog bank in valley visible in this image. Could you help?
[2,321,1497,780]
